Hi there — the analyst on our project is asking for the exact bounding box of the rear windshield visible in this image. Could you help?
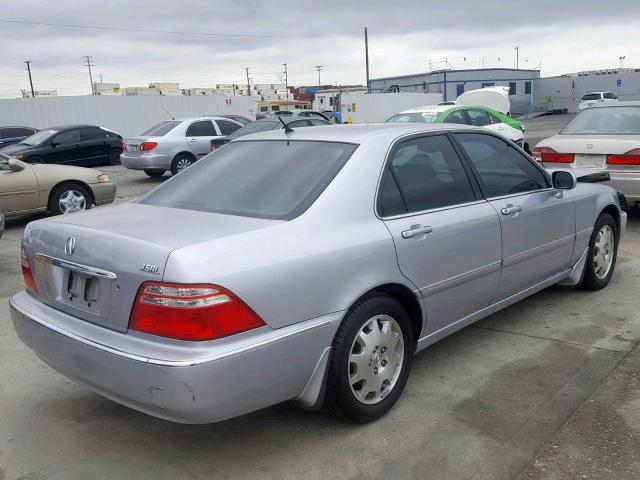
[226,120,280,140]
[386,113,438,124]
[140,140,358,220]
[140,121,181,136]
[581,93,602,101]
[561,106,640,135]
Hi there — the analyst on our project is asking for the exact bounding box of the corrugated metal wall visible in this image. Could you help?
[0,95,259,136]
[340,92,443,123]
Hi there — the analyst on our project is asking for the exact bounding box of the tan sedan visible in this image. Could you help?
[0,152,116,218]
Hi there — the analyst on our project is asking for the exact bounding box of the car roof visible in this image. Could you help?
[233,123,481,144]
[0,125,36,129]
[174,116,233,122]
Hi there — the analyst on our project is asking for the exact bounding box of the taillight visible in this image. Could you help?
[534,147,574,163]
[21,246,38,294]
[209,143,216,152]
[140,142,158,152]
[607,149,640,165]
[121,142,127,151]
[130,282,265,341]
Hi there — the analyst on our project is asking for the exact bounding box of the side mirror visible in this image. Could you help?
[50,141,59,148]
[552,170,576,190]
[8,158,25,171]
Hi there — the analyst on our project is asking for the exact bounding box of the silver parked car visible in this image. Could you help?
[120,117,244,177]
[11,124,626,424]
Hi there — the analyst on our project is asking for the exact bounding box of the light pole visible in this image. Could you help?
[283,63,288,99]
[315,65,323,90]
[619,56,626,69]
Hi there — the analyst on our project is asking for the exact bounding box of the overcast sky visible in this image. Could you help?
[1,0,639,98]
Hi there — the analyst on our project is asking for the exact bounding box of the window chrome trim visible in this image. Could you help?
[379,199,489,221]
[484,187,556,202]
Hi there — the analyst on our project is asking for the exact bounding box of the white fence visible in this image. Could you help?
[0,95,259,137]
[340,92,444,123]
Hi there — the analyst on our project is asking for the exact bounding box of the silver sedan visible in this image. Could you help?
[11,123,626,424]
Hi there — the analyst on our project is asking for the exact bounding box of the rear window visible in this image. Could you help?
[140,121,181,136]
[140,140,358,220]
[561,106,640,135]
[581,93,602,101]
[226,120,280,140]
[387,113,437,124]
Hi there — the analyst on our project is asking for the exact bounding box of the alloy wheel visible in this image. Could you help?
[58,190,87,214]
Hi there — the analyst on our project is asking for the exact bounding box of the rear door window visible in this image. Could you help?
[186,120,216,137]
[442,110,466,124]
[140,140,358,220]
[80,127,108,141]
[53,129,82,145]
[377,134,477,216]
[466,109,492,126]
[581,93,602,101]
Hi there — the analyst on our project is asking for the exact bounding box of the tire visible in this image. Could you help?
[582,213,618,290]
[109,148,122,165]
[144,170,165,178]
[326,294,414,423]
[49,183,92,215]
[27,155,44,164]
[170,153,195,175]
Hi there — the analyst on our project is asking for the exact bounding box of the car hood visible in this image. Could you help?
[537,134,640,154]
[0,143,33,155]
[31,163,105,179]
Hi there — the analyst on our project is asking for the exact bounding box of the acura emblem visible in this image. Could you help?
[64,237,76,256]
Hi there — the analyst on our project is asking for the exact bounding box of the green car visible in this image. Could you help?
[387,104,527,151]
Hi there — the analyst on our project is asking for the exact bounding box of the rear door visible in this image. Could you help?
[0,156,38,215]
[79,127,111,165]
[186,120,218,157]
[379,133,502,334]
[454,132,576,300]
[214,119,242,137]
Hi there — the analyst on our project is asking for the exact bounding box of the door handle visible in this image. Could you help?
[188,138,198,142]
[501,204,522,215]
[401,225,433,239]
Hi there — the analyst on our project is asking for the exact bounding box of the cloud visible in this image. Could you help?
[0,0,639,98]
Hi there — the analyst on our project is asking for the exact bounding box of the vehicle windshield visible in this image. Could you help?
[386,113,438,124]
[20,129,57,146]
[581,93,602,101]
[561,106,640,135]
[140,140,358,220]
[140,120,181,136]
[226,120,281,140]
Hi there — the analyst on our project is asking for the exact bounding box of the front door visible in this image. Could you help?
[185,120,219,157]
[454,132,576,300]
[0,157,38,215]
[46,129,84,165]
[379,133,502,334]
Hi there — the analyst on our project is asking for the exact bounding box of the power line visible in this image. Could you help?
[0,18,359,39]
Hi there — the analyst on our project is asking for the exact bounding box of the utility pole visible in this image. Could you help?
[515,46,519,69]
[315,65,323,89]
[283,63,289,99]
[83,56,95,95]
[364,27,370,94]
[24,60,35,97]
[245,67,251,96]
[99,73,103,83]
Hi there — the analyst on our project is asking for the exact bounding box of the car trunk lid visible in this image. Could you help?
[539,134,640,170]
[456,86,511,115]
[24,203,280,332]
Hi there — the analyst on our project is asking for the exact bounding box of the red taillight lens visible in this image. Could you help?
[607,149,640,165]
[535,147,574,163]
[140,142,158,152]
[130,282,265,341]
[209,143,216,152]
[121,142,127,151]
[21,246,38,294]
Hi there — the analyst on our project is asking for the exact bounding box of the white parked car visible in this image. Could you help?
[578,91,619,111]
[534,102,640,206]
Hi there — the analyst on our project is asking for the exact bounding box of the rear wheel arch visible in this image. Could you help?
[47,180,95,211]
[173,151,196,162]
[343,283,424,348]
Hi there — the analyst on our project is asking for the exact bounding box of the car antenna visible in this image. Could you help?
[277,115,294,134]
[161,105,175,120]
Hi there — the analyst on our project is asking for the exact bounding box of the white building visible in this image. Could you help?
[93,83,123,96]
[21,89,57,98]
[313,86,367,110]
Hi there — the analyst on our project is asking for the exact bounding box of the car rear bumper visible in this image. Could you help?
[10,291,340,423]
[90,182,117,206]
[606,173,640,202]
[121,152,173,170]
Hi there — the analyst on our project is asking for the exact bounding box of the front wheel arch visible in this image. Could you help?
[47,180,95,211]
